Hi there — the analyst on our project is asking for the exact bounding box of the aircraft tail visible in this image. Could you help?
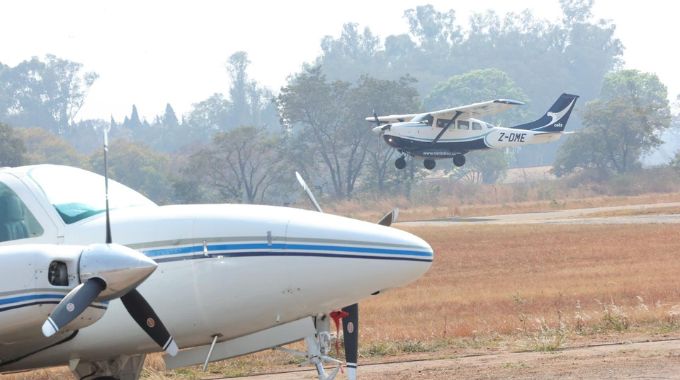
[512,93,579,132]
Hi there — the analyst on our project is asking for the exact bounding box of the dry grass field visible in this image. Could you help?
[7,218,680,379]
[326,191,680,222]
[367,223,680,344]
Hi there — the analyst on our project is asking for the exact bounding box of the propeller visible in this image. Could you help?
[41,129,178,357]
[295,171,323,213]
[42,278,106,337]
[370,110,391,135]
[341,304,359,380]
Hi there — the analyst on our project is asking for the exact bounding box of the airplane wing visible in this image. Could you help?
[364,113,417,124]
[367,98,524,124]
[430,98,524,120]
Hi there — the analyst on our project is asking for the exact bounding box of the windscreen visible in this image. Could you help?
[28,166,157,224]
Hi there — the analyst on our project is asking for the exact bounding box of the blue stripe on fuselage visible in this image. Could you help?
[0,294,108,313]
[144,242,433,261]
[0,293,64,306]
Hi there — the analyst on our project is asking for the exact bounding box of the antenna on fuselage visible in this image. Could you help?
[295,171,323,213]
[104,127,112,244]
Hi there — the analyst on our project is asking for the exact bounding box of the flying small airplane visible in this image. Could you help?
[368,93,579,170]
[0,137,433,380]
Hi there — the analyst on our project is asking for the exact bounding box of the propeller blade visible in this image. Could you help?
[42,278,106,337]
[372,110,380,125]
[342,303,359,380]
[295,171,323,213]
[377,208,399,226]
[121,289,178,356]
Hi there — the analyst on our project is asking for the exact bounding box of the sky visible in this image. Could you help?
[1,0,678,121]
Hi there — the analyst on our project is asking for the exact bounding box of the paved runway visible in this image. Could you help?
[398,202,680,226]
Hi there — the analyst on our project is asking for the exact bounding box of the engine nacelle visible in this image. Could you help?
[0,245,106,344]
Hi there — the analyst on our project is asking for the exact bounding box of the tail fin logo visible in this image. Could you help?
[534,97,577,131]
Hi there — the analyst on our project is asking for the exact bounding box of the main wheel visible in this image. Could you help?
[395,156,407,169]
[424,159,436,170]
[453,154,466,167]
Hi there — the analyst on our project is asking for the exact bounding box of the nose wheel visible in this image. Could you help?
[453,154,466,167]
[423,159,436,170]
[395,156,407,169]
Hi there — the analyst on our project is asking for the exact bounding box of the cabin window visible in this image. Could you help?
[436,118,452,128]
[457,120,470,130]
[472,122,482,130]
[411,113,433,126]
[0,182,44,242]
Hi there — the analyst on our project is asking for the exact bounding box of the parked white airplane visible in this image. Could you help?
[0,147,432,379]
[369,93,579,170]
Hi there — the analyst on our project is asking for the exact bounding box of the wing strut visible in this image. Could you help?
[432,111,462,144]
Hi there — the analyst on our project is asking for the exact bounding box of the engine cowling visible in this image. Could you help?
[0,245,106,344]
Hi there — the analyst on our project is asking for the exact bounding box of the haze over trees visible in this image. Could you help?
[554,70,672,176]
[0,1,678,205]
[0,123,25,167]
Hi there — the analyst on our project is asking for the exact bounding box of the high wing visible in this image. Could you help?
[368,98,524,124]
[429,98,524,120]
[366,99,524,123]
[365,113,418,124]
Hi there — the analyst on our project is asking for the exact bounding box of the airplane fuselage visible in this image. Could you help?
[383,122,561,159]
[0,166,433,372]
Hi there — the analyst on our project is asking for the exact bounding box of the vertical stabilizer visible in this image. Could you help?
[513,93,579,132]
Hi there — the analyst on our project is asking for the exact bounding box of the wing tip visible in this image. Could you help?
[494,99,525,106]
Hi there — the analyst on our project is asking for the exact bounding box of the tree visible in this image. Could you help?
[425,68,528,124]
[226,52,251,127]
[356,76,420,193]
[180,126,287,203]
[404,5,462,50]
[16,127,84,166]
[225,51,278,130]
[0,123,25,167]
[162,103,179,128]
[278,67,380,199]
[185,93,231,135]
[554,70,671,176]
[123,105,142,129]
[317,23,382,83]
[0,55,98,133]
[89,139,174,204]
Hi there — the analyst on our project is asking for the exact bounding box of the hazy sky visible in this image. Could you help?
[1,0,677,121]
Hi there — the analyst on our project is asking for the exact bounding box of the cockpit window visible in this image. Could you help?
[0,182,44,242]
[411,113,433,126]
[28,166,157,224]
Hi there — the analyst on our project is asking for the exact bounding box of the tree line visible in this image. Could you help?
[1,1,678,206]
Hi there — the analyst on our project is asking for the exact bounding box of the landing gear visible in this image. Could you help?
[70,355,146,380]
[453,154,466,167]
[423,159,436,170]
[394,156,406,169]
[276,315,342,380]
